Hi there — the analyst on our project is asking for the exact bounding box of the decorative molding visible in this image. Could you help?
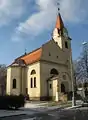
[40,59,67,67]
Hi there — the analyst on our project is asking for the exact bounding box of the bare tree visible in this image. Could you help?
[0,64,6,95]
[73,42,88,85]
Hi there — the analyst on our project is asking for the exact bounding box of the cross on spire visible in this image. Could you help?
[57,0,60,13]
[25,48,27,55]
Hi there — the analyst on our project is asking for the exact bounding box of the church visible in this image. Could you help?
[6,12,73,101]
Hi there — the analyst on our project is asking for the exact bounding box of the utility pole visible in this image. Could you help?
[70,50,76,107]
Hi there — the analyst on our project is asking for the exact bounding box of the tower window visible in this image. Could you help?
[65,41,68,49]
[13,79,16,89]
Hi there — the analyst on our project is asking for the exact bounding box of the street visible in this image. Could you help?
[1,107,88,120]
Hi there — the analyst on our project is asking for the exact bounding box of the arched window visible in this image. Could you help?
[50,68,58,75]
[30,78,33,88]
[34,77,36,88]
[13,79,16,89]
[30,70,36,75]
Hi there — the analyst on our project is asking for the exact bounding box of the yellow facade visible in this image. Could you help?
[6,39,72,100]
[27,62,41,100]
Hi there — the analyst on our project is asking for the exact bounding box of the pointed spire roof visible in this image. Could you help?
[55,13,64,30]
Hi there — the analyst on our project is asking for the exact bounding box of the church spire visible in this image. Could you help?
[55,13,64,30]
[55,2,64,30]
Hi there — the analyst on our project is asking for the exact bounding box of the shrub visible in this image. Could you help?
[0,95,25,110]
[67,91,82,100]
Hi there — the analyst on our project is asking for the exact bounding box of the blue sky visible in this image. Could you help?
[0,0,88,65]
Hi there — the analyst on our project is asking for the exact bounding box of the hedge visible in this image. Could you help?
[0,95,25,110]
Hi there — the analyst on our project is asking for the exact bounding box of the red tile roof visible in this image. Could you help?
[16,48,42,65]
[12,41,52,66]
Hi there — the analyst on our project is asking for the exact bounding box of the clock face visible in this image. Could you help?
[63,27,68,37]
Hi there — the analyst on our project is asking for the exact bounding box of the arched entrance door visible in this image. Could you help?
[61,83,66,93]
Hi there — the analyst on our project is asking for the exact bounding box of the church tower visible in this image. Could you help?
[53,13,71,51]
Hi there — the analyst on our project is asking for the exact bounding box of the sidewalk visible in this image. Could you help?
[0,100,83,118]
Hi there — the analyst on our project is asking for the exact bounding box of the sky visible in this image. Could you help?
[0,0,88,65]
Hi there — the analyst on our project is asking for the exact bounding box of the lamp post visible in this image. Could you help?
[70,50,76,107]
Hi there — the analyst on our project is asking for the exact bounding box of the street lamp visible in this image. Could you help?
[70,50,76,107]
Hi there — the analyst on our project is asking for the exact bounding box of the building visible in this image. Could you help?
[6,13,73,101]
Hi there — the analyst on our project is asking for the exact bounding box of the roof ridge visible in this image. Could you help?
[23,47,42,57]
[15,47,42,60]
[15,39,52,60]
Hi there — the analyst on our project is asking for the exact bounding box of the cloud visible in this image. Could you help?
[0,0,26,26]
[12,0,88,41]
[12,0,57,41]
[60,0,88,23]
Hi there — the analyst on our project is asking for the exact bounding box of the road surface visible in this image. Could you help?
[1,107,88,120]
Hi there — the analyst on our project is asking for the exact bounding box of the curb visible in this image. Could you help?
[64,105,82,110]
